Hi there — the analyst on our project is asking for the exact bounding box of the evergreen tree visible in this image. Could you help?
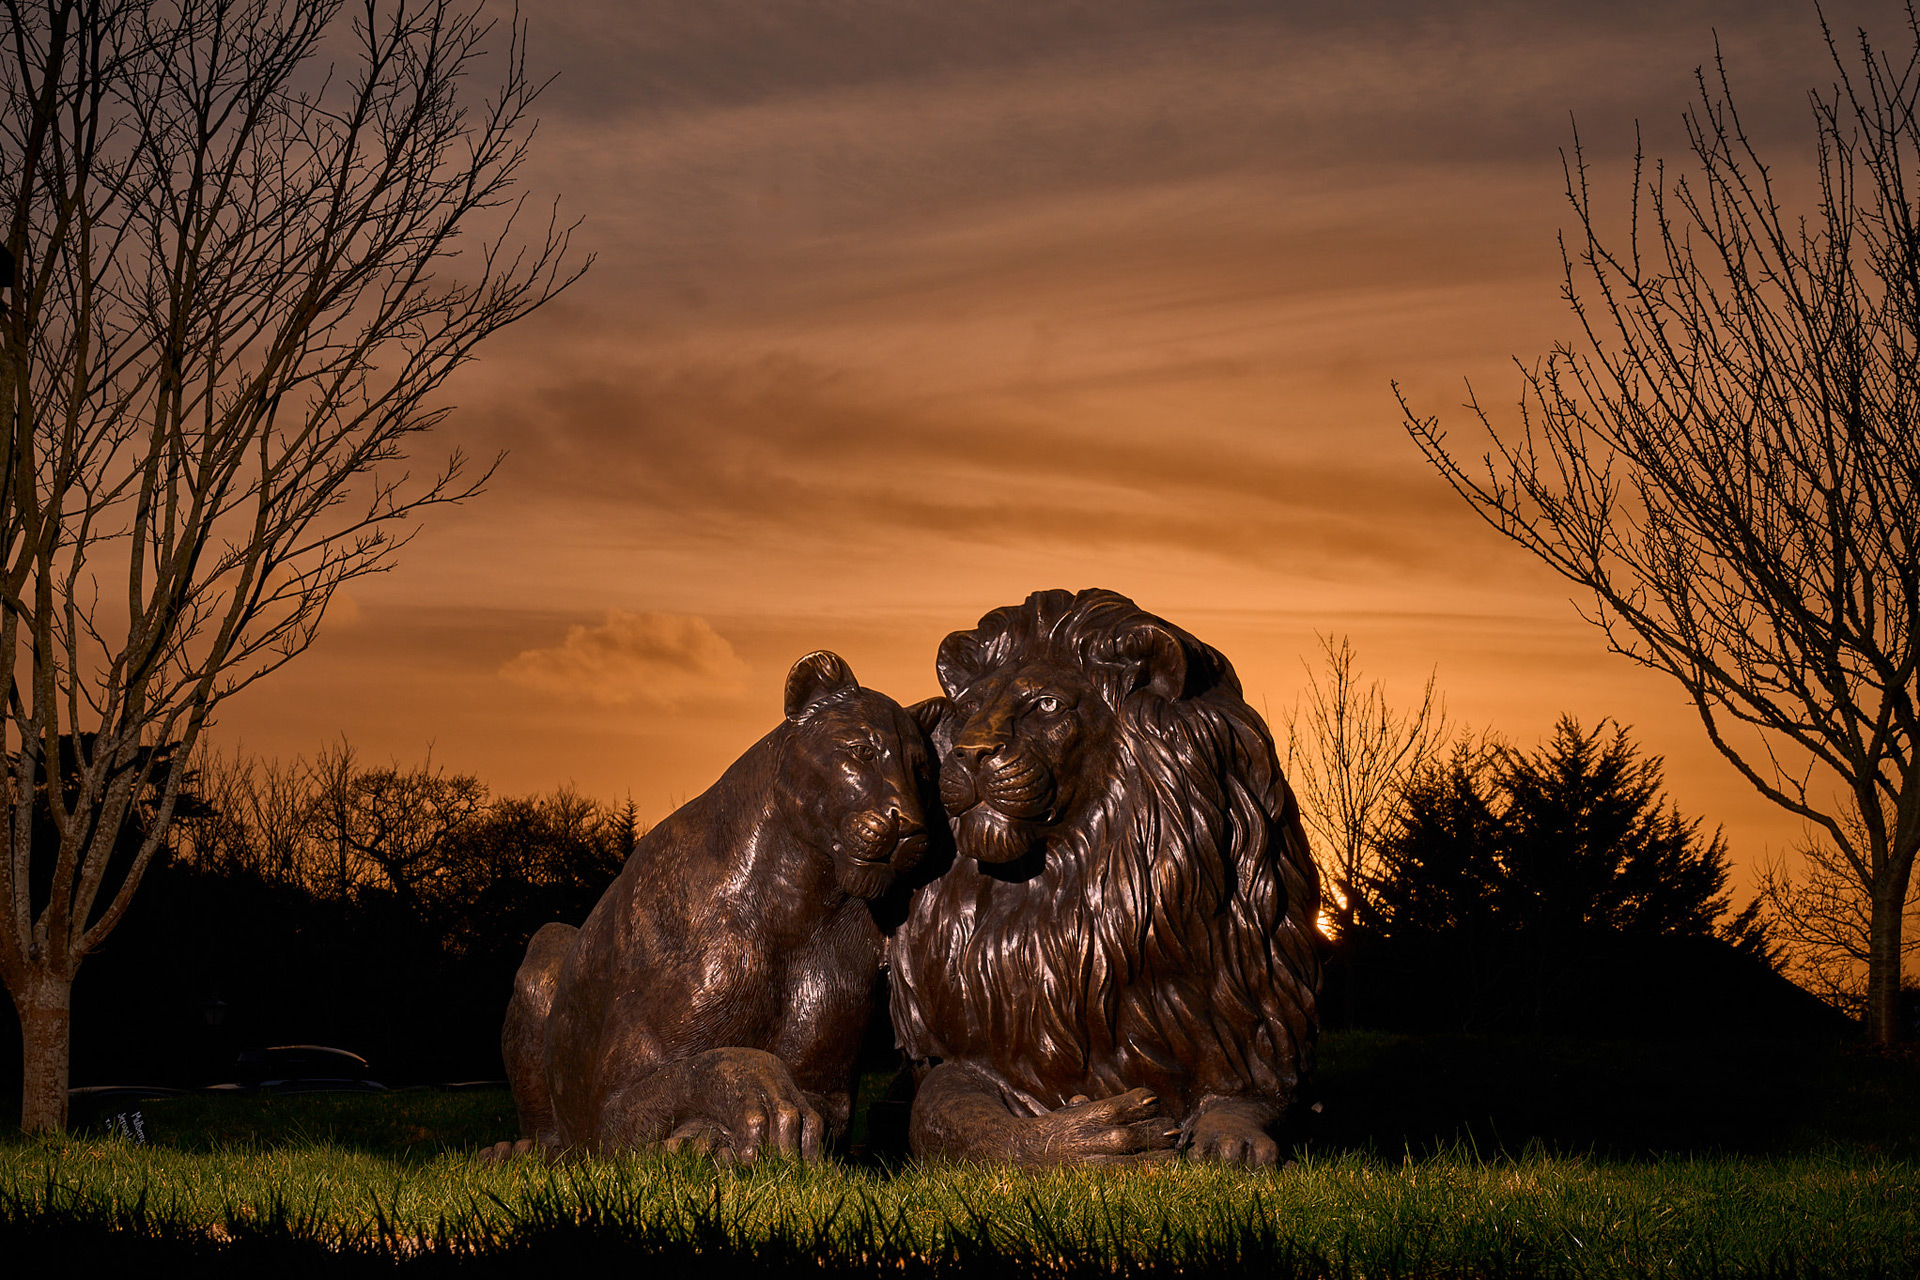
[1368,718,1747,1032]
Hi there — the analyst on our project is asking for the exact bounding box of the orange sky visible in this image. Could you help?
[208,0,1905,899]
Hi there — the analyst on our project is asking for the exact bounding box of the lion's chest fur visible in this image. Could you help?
[892,816,1217,1115]
[893,773,1318,1121]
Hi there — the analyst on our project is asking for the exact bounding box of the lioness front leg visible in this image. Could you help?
[598,1047,829,1163]
[908,1063,1178,1166]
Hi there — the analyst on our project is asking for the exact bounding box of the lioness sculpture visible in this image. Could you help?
[892,588,1322,1166]
[496,651,935,1161]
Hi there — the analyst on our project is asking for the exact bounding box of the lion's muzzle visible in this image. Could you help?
[941,746,1056,822]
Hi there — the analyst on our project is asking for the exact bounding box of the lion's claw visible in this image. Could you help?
[1029,1086,1176,1162]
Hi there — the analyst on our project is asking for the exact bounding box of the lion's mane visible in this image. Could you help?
[892,589,1322,1117]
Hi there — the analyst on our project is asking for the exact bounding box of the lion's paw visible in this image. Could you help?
[1186,1099,1280,1168]
[1027,1087,1179,1164]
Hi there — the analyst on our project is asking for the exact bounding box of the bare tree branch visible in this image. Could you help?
[1398,6,1920,1042]
[0,0,586,1131]
[1283,634,1449,945]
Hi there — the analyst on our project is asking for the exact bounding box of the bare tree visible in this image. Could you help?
[306,738,487,910]
[1398,9,1920,1042]
[0,0,583,1130]
[1755,830,1920,1017]
[176,744,315,885]
[1283,634,1448,1019]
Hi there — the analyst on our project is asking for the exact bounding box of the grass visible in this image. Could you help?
[2,1033,1916,1276]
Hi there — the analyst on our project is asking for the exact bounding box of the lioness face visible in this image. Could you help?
[804,690,935,899]
[938,659,1116,865]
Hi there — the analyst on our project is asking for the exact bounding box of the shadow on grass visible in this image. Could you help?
[5,1034,1920,1278]
[0,1184,1380,1279]
[1306,1032,1920,1159]
[35,1032,1920,1164]
[5,1152,1920,1279]
[65,1088,520,1163]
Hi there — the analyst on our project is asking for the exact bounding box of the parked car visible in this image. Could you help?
[218,1044,385,1092]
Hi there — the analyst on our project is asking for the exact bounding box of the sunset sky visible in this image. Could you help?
[209,0,1907,898]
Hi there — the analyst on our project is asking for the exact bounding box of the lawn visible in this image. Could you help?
[2,1033,1916,1277]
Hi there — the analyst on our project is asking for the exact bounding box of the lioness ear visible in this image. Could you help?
[785,650,857,720]
[907,696,951,738]
[1117,623,1188,702]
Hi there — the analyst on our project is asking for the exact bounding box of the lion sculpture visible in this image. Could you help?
[493,651,937,1162]
[891,588,1322,1166]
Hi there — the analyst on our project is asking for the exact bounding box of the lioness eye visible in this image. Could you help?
[850,743,878,762]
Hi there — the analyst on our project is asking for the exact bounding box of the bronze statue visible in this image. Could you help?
[493,651,936,1162]
[892,589,1321,1167]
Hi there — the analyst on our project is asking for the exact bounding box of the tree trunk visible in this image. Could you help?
[15,971,72,1133]
[1865,874,1908,1046]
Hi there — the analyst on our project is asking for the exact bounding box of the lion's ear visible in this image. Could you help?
[934,631,982,698]
[907,696,951,738]
[1117,623,1188,702]
[785,650,857,719]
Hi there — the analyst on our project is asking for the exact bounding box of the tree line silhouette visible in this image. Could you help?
[0,709,1857,1098]
[3,743,632,1092]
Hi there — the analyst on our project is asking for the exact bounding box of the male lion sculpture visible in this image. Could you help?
[492,651,937,1162]
[892,588,1321,1167]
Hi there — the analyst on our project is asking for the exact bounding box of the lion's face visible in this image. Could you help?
[936,657,1117,865]
[788,684,936,900]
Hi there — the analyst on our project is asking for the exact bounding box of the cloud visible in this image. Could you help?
[499,610,751,706]
[451,349,1488,582]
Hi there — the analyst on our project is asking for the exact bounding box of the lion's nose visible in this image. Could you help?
[952,740,1000,770]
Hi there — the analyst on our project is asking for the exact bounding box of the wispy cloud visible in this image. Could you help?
[450,350,1484,580]
[499,610,751,706]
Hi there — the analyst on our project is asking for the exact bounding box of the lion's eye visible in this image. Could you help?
[849,743,878,763]
[1033,695,1063,714]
